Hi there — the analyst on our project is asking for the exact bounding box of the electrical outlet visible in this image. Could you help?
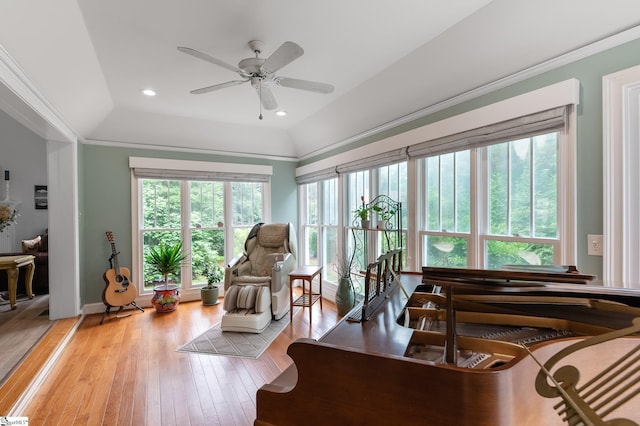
[587,234,603,256]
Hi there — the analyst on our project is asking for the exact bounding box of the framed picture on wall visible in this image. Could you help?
[35,185,48,209]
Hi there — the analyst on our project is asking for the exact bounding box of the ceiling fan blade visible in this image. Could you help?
[274,77,335,94]
[190,79,248,94]
[254,85,278,110]
[177,46,245,75]
[261,41,304,74]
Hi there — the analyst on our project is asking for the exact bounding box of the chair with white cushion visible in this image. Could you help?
[221,222,296,333]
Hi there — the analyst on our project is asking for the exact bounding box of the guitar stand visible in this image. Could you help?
[100,247,145,325]
[100,301,145,325]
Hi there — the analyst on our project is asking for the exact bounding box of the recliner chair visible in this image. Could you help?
[221,222,296,333]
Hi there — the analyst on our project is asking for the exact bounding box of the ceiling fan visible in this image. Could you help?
[177,40,334,119]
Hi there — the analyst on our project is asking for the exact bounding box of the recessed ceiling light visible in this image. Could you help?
[276,110,287,116]
[142,89,157,96]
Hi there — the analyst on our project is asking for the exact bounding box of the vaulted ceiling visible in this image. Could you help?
[2,1,640,160]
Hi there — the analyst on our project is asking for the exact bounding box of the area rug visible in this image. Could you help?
[177,309,298,359]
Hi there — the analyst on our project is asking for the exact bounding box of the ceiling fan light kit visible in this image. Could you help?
[177,40,334,119]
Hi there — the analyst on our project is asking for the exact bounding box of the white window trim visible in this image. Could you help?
[558,105,578,266]
[603,65,640,288]
[129,157,273,177]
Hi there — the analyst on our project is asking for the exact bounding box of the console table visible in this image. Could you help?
[289,265,322,324]
[0,254,35,310]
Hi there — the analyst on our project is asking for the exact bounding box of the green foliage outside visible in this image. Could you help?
[424,134,558,269]
[141,179,263,289]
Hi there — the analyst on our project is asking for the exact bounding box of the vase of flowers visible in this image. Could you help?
[0,204,18,233]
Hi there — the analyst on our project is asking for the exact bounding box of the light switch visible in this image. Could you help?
[587,234,603,256]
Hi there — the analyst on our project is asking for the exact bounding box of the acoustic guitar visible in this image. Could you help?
[102,231,138,307]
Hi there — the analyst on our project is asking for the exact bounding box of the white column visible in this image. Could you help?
[47,139,81,318]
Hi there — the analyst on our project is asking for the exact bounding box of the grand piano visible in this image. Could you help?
[255,263,640,425]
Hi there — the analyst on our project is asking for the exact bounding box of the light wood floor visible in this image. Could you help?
[4,291,339,425]
[0,294,52,384]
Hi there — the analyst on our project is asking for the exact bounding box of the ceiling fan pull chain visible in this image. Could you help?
[258,82,263,120]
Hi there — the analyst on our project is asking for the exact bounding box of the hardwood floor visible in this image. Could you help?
[0,294,52,384]
[6,290,339,425]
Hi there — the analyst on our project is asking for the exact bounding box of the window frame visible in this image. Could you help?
[298,178,341,283]
[418,127,569,269]
[130,157,271,302]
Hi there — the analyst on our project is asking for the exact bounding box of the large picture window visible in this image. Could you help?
[420,131,561,269]
[297,83,577,280]
[139,179,264,292]
[130,157,271,297]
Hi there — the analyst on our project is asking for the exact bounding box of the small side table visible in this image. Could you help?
[289,265,323,324]
[0,254,35,310]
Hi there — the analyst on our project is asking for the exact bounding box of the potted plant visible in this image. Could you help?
[146,241,187,312]
[372,205,395,229]
[201,263,224,305]
[354,195,370,228]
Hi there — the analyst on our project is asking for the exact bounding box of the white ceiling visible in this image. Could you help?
[2,1,640,160]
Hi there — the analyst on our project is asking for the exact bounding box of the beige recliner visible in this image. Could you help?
[221,222,296,333]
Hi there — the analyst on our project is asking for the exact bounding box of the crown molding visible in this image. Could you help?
[298,25,640,162]
[0,44,78,143]
[83,138,299,162]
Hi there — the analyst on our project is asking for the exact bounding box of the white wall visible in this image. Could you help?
[0,108,48,251]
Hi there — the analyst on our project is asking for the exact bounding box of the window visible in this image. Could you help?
[130,157,271,296]
[231,182,264,255]
[299,178,339,283]
[140,179,264,292]
[297,81,577,275]
[378,162,408,261]
[344,163,407,289]
[419,131,561,269]
[421,151,470,267]
[483,134,558,268]
[190,181,225,284]
[346,170,369,226]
